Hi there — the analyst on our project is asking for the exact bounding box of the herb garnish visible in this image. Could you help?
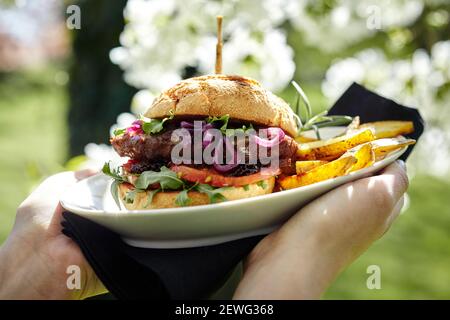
[113,111,174,137]
[206,114,255,136]
[291,81,353,139]
[113,128,126,136]
[206,114,230,133]
[256,180,267,189]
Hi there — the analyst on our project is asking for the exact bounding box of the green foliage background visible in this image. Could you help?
[0,0,449,299]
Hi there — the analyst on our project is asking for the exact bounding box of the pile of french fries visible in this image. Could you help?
[279,119,416,190]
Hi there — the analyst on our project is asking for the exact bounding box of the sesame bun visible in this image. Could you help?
[144,74,299,137]
[118,177,275,210]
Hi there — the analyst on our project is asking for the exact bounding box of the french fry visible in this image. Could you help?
[296,129,375,160]
[295,135,318,143]
[279,156,357,190]
[346,116,360,133]
[282,120,416,190]
[368,137,416,161]
[357,121,414,139]
[296,160,328,175]
[343,143,375,172]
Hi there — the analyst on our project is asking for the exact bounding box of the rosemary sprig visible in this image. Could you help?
[291,80,312,122]
[291,80,353,139]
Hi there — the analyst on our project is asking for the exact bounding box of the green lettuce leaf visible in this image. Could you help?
[143,188,161,208]
[134,166,184,191]
[113,128,126,136]
[206,114,230,133]
[141,112,174,135]
[194,183,228,203]
[102,162,124,182]
[175,189,191,207]
[124,188,140,204]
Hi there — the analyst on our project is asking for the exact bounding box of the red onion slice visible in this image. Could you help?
[202,123,214,131]
[251,127,285,147]
[213,162,238,173]
[212,137,238,172]
[180,121,194,128]
[126,120,144,135]
[203,129,214,148]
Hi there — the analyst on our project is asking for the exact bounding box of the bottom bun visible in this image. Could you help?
[118,177,275,210]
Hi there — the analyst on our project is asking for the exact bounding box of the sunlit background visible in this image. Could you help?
[0,0,449,299]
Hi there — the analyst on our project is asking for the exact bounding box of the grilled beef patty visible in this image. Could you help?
[112,129,298,175]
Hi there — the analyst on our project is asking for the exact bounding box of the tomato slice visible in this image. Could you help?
[170,165,280,187]
[122,159,138,173]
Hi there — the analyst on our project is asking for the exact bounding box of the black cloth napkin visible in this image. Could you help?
[62,82,424,300]
[328,83,424,160]
[61,213,262,299]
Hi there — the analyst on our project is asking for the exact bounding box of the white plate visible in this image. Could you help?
[60,127,407,248]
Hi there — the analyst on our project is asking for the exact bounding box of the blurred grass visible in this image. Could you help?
[325,175,450,299]
[0,69,68,243]
[0,67,449,299]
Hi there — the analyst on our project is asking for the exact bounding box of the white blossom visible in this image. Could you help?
[83,143,128,170]
[110,0,296,92]
[110,0,428,92]
[289,0,424,52]
[131,89,156,115]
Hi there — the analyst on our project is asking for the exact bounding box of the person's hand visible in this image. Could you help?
[234,160,408,299]
[0,170,107,300]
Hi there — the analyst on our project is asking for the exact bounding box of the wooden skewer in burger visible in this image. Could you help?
[104,16,300,209]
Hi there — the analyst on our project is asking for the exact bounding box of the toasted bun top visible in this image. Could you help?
[144,74,299,137]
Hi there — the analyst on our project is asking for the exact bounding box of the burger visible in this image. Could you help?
[103,74,300,210]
